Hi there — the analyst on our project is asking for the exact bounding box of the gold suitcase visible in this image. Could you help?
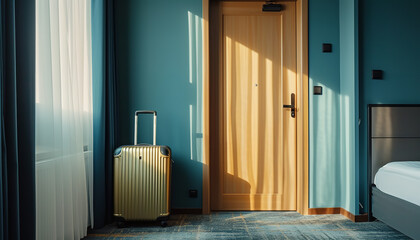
[113,110,171,227]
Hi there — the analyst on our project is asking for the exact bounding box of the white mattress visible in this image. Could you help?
[374,161,420,207]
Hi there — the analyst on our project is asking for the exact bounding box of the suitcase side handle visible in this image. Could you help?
[134,110,157,145]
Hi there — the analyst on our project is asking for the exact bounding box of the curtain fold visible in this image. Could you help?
[1,0,36,239]
[92,0,118,228]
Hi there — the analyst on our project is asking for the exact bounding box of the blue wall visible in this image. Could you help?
[339,0,359,214]
[309,0,420,215]
[115,0,203,209]
[359,0,420,213]
[113,0,414,214]
[308,0,341,209]
[309,0,359,214]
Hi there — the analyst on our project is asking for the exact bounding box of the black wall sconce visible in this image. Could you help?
[322,43,332,53]
[314,86,323,95]
[372,70,383,80]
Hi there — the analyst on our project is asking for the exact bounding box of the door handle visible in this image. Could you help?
[283,93,295,118]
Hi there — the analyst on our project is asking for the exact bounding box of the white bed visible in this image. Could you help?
[374,161,420,207]
[369,105,420,240]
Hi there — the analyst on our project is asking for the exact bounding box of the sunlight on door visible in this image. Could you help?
[213,2,297,211]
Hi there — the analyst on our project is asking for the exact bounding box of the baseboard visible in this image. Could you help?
[171,208,203,214]
[308,207,341,215]
[308,208,368,222]
[340,208,369,222]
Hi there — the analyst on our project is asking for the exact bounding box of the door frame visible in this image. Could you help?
[201,0,309,215]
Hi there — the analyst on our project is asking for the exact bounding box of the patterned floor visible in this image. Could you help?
[84,212,410,239]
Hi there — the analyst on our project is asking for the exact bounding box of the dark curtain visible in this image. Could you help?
[92,0,118,228]
[0,0,36,239]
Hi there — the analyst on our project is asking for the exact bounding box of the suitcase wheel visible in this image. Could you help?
[160,220,168,227]
[117,221,127,228]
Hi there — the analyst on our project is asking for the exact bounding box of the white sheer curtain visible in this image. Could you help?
[35,0,93,239]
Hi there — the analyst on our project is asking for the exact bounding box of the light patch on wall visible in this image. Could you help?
[341,94,353,212]
[309,80,341,208]
[190,104,193,160]
[188,11,193,84]
[188,11,201,85]
[188,11,203,163]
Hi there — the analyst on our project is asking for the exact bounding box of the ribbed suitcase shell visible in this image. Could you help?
[113,145,171,221]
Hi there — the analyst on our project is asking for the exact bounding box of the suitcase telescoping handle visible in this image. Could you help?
[134,110,157,145]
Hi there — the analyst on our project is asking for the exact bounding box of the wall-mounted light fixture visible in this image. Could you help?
[372,70,383,80]
[262,1,283,12]
[322,43,332,53]
[314,86,323,95]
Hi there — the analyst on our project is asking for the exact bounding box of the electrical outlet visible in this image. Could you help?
[189,189,198,198]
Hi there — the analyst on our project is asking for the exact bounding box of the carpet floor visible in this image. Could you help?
[84,212,410,239]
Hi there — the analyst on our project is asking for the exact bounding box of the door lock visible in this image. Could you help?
[283,93,295,118]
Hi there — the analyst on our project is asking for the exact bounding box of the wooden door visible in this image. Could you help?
[211,2,297,211]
